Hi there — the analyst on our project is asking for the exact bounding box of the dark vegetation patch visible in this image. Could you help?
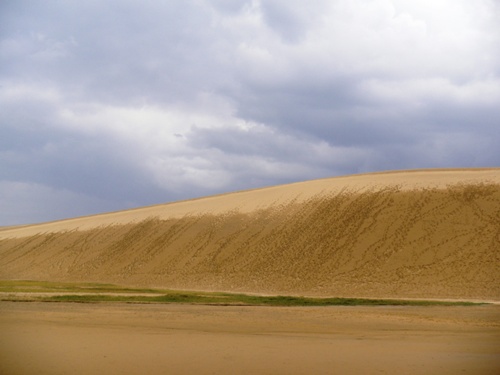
[0,280,483,306]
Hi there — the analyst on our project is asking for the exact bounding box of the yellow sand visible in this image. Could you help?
[1,302,499,375]
[1,168,499,300]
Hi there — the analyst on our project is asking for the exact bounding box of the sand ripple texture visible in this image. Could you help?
[1,169,499,300]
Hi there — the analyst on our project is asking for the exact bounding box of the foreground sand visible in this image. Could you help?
[1,302,499,375]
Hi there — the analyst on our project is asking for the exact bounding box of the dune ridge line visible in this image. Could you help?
[0,168,498,237]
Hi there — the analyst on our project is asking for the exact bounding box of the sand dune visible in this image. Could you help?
[1,168,499,300]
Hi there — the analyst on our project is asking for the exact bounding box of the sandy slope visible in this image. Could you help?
[1,168,498,236]
[0,168,499,299]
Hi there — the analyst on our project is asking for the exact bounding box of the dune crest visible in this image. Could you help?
[1,168,499,300]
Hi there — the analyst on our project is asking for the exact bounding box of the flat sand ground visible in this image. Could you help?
[1,302,499,375]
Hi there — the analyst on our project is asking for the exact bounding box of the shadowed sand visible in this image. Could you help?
[1,168,499,300]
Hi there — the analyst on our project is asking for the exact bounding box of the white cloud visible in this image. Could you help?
[361,78,500,107]
[224,0,498,84]
[0,0,499,225]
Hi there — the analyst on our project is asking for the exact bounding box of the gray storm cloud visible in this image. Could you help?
[1,0,499,225]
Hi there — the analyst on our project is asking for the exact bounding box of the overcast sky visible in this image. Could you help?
[1,0,499,225]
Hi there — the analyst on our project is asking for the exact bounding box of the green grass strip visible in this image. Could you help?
[0,280,485,306]
[37,293,481,306]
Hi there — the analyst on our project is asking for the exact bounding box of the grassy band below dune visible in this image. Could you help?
[0,280,484,306]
